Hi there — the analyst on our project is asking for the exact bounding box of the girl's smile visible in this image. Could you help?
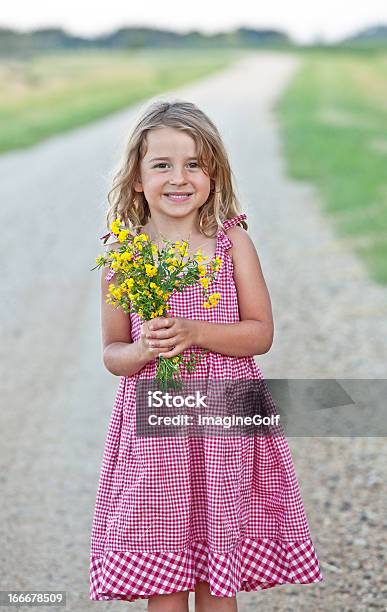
[163,193,193,203]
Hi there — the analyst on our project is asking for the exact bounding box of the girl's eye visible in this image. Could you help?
[153,162,199,169]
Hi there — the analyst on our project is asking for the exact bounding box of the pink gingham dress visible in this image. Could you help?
[89,212,323,602]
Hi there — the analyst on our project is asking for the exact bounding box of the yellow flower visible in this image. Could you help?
[111,287,123,299]
[106,296,119,307]
[197,265,207,277]
[151,244,158,255]
[145,263,157,277]
[120,251,133,262]
[125,278,134,289]
[166,256,179,266]
[118,229,129,242]
[179,243,188,257]
[149,282,158,289]
[134,233,148,246]
[95,255,106,266]
[211,256,223,271]
[110,218,121,235]
[203,301,210,309]
[199,277,210,289]
[168,265,176,273]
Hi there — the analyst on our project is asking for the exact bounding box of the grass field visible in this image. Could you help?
[2,45,386,284]
[276,48,387,284]
[0,48,244,153]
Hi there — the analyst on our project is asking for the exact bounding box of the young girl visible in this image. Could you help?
[89,99,323,611]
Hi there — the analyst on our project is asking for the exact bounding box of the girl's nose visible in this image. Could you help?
[170,167,188,183]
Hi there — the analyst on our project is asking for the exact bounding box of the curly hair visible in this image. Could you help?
[105,97,247,238]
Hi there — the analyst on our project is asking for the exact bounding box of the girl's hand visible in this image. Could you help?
[144,314,198,359]
[139,318,175,363]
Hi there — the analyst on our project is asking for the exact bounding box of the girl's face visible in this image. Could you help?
[134,127,211,219]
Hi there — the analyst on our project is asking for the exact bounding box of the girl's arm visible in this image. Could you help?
[193,225,274,357]
[101,238,164,376]
[101,264,149,376]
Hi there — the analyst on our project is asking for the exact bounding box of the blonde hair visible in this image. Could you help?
[106,97,247,238]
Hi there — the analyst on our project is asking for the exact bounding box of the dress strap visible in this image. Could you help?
[105,268,115,282]
[217,213,248,253]
[222,213,247,231]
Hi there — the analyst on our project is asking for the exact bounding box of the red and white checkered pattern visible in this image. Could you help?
[89,213,323,602]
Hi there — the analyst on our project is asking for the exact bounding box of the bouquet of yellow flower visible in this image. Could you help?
[92,216,222,390]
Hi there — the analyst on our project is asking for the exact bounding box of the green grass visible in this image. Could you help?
[0,48,245,153]
[276,49,387,284]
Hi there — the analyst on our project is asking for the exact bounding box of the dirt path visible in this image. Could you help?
[0,51,385,611]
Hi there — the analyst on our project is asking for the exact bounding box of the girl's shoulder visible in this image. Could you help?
[227,226,250,264]
[219,212,248,261]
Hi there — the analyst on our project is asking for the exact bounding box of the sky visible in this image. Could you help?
[2,1,387,44]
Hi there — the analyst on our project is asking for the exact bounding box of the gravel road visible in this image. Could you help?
[0,51,386,611]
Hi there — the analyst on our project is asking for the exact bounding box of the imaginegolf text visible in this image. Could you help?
[148,414,281,429]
